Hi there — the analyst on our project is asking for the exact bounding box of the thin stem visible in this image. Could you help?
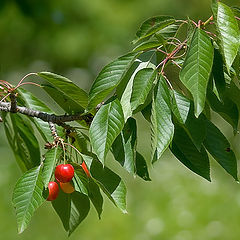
[171,60,182,69]
[64,142,83,158]
[191,20,198,27]
[0,92,11,103]
[16,73,38,89]
[157,48,168,55]
[0,80,12,89]
[235,16,240,21]
[161,73,174,90]
[204,30,217,38]
[203,15,213,26]
[14,82,41,89]
[176,19,188,24]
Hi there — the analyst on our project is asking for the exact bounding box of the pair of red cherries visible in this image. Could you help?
[47,164,74,201]
[47,162,90,201]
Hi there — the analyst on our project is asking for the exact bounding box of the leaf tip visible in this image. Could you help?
[18,225,25,234]
[121,209,128,214]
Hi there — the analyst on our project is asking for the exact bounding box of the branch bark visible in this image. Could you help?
[0,101,93,126]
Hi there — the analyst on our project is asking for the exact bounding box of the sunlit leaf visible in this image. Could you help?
[130,68,156,111]
[2,113,40,172]
[89,98,125,164]
[42,147,63,188]
[88,52,139,110]
[180,28,214,117]
[133,16,175,44]
[12,166,45,233]
[151,75,174,162]
[38,72,88,113]
[216,2,240,72]
[171,90,190,124]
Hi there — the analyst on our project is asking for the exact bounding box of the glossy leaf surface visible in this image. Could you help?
[180,28,214,117]
[12,166,44,233]
[88,52,139,110]
[89,99,125,164]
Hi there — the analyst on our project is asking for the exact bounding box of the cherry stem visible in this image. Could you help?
[64,143,83,160]
[162,73,174,90]
[14,82,41,90]
[15,73,38,89]
[203,15,213,26]
[61,139,66,164]
[235,16,240,21]
[0,92,11,103]
[171,60,182,69]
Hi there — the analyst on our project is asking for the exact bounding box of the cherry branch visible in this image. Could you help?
[0,101,93,126]
[48,122,60,141]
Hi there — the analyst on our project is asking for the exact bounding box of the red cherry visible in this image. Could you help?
[47,181,59,201]
[55,164,74,183]
[60,182,75,194]
[81,161,90,177]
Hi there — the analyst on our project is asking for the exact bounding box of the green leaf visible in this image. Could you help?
[151,76,174,162]
[112,118,137,174]
[88,178,103,219]
[216,2,240,72]
[184,104,206,151]
[225,81,240,112]
[141,103,152,122]
[42,147,63,188]
[133,41,163,52]
[136,152,151,181]
[130,68,157,111]
[170,125,210,181]
[72,164,89,195]
[180,28,214,117]
[52,190,90,236]
[69,192,90,236]
[207,89,239,131]
[157,23,181,40]
[203,119,238,180]
[120,55,155,121]
[51,189,70,232]
[2,113,41,172]
[72,129,89,154]
[17,88,57,142]
[89,98,125,164]
[12,166,45,233]
[41,84,87,123]
[88,52,139,110]
[171,90,190,124]
[133,16,175,44]
[212,48,226,100]
[81,154,127,213]
[38,72,88,113]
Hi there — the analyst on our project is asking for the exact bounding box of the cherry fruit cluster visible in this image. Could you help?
[47,162,90,201]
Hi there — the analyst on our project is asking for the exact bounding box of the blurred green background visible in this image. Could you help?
[1,0,240,239]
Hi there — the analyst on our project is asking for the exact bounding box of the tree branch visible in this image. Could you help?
[0,101,93,126]
[10,92,18,113]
